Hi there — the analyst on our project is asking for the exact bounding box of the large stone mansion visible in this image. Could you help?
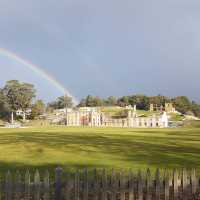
[63,106,169,128]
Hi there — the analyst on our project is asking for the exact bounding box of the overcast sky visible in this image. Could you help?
[0,0,199,102]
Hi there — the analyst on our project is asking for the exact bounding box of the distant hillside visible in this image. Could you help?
[78,95,200,118]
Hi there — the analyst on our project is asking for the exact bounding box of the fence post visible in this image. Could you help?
[0,176,2,200]
[137,170,143,200]
[93,169,99,200]
[55,167,63,200]
[64,171,70,200]
[14,171,22,200]
[173,169,178,200]
[25,170,31,200]
[34,170,40,200]
[74,170,80,200]
[5,171,12,200]
[191,168,197,196]
[120,170,126,200]
[110,169,117,200]
[101,169,107,200]
[83,169,89,200]
[43,170,50,200]
[146,169,151,200]
[182,168,188,200]
[128,169,135,200]
[155,169,160,200]
[164,169,169,200]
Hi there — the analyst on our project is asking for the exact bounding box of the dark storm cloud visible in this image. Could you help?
[0,0,199,102]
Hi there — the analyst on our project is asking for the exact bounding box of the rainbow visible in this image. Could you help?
[0,48,77,103]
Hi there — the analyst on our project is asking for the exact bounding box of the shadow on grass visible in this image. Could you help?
[0,161,109,178]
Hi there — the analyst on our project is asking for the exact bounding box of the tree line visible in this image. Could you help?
[0,80,76,121]
[0,80,74,121]
[0,80,200,122]
[78,95,200,117]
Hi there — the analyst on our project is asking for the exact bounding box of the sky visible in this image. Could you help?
[0,0,200,103]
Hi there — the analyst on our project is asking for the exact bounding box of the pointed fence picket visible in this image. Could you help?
[34,170,40,200]
[43,170,50,200]
[5,171,12,200]
[14,171,22,200]
[128,170,135,200]
[74,170,80,200]
[0,167,199,199]
[164,170,170,200]
[146,169,151,200]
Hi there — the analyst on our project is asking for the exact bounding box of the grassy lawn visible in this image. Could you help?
[101,106,159,117]
[0,127,199,174]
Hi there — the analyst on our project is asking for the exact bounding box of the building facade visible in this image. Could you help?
[65,107,169,128]
[150,103,176,113]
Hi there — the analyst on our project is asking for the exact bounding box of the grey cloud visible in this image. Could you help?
[0,0,199,102]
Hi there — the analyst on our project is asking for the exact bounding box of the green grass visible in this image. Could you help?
[136,110,159,117]
[101,106,127,117]
[0,127,199,174]
[0,120,4,127]
[169,113,185,121]
[101,106,159,117]
[183,120,200,128]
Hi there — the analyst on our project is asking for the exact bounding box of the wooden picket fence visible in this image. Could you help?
[0,167,200,200]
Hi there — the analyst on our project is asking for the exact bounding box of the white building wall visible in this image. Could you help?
[65,109,168,128]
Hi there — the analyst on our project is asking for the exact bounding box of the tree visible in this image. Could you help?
[191,101,200,118]
[78,96,117,107]
[85,95,95,107]
[84,95,103,107]
[3,80,36,122]
[172,96,191,114]
[31,100,46,119]
[47,101,58,110]
[128,95,149,110]
[105,96,117,106]
[0,89,11,120]
[57,96,73,108]
[117,96,130,107]
[93,96,103,106]
[78,98,86,107]
[149,95,171,106]
[47,95,73,110]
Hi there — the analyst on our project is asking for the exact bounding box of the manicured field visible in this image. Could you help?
[0,127,199,174]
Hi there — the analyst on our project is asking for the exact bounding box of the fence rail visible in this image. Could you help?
[0,167,200,199]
